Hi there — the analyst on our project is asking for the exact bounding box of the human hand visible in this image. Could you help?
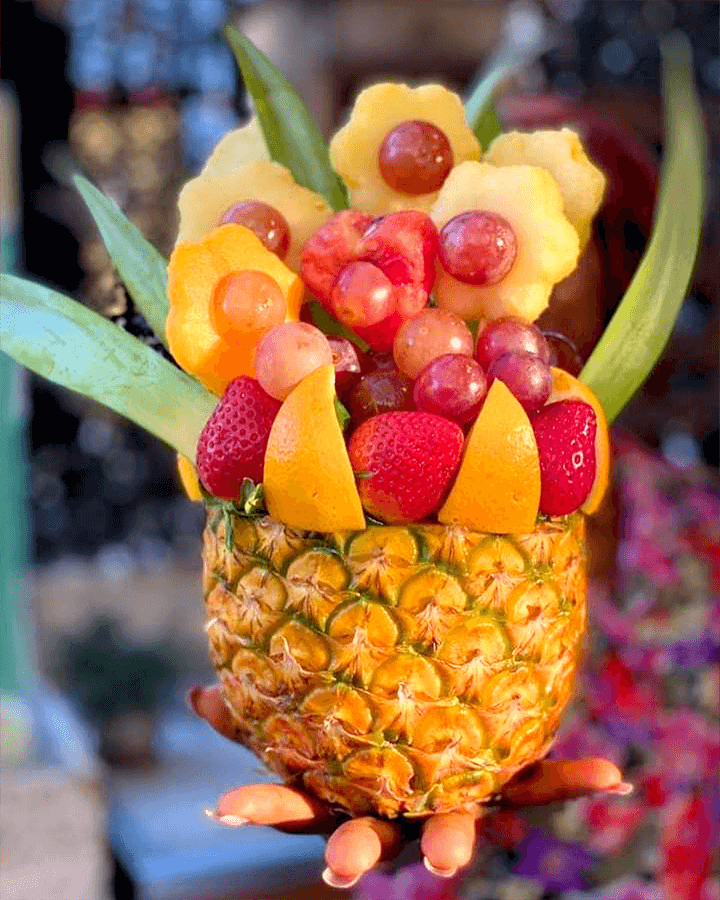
[190,685,632,890]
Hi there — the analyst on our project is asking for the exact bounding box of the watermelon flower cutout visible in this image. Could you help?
[431,161,580,322]
[329,83,482,215]
[486,128,607,248]
[176,121,333,272]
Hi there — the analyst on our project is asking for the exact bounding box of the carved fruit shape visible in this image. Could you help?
[167,225,304,395]
[263,365,366,532]
[439,379,541,533]
[330,83,481,215]
[176,159,333,272]
[486,128,606,248]
[431,162,580,323]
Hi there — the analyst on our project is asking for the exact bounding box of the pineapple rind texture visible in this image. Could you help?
[203,510,587,818]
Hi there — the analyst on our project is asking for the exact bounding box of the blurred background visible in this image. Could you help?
[0,1,718,899]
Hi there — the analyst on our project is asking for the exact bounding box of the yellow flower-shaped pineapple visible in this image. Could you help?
[177,122,333,272]
[431,162,580,322]
[485,128,606,248]
[330,83,481,215]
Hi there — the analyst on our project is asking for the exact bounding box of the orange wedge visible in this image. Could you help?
[439,380,541,533]
[549,368,610,515]
[264,365,366,532]
[176,453,203,502]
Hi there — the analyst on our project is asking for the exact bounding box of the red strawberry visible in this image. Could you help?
[196,376,281,498]
[348,411,464,523]
[300,210,372,305]
[531,399,597,516]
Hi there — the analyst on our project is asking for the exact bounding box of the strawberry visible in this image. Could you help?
[300,210,372,304]
[348,411,464,523]
[196,376,282,498]
[531,399,597,516]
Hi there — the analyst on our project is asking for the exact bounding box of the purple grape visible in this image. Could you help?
[413,354,487,424]
[487,351,552,413]
[475,317,551,370]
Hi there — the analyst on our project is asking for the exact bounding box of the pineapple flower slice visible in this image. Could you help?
[431,162,580,323]
[485,128,607,249]
[176,121,334,273]
[329,83,482,215]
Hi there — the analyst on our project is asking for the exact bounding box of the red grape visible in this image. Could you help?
[393,308,474,379]
[327,336,362,400]
[331,261,394,328]
[439,211,517,285]
[211,271,286,339]
[487,351,552,413]
[255,322,333,400]
[221,200,291,260]
[541,330,584,377]
[348,369,414,425]
[475,317,551,370]
[413,354,487,424]
[378,120,453,194]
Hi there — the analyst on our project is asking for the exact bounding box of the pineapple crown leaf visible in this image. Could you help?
[307,300,370,352]
[579,32,707,423]
[0,274,216,458]
[225,24,349,211]
[73,175,170,348]
[334,396,351,432]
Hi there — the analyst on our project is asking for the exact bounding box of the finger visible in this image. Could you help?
[323,817,401,890]
[501,757,632,806]
[209,783,335,833]
[187,685,244,743]
[420,812,476,878]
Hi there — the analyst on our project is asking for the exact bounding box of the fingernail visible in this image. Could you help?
[607,781,634,796]
[186,686,202,716]
[204,809,250,827]
[321,868,361,890]
[423,857,458,879]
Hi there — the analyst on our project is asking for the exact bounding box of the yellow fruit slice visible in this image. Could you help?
[486,129,606,249]
[176,453,203,501]
[439,380,541,533]
[549,368,610,515]
[264,365,365,532]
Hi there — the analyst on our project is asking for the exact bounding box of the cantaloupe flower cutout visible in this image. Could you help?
[329,83,482,215]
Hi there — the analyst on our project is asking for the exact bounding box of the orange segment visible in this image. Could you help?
[264,365,366,532]
[166,224,304,395]
[549,368,610,515]
[439,380,541,534]
[177,453,203,501]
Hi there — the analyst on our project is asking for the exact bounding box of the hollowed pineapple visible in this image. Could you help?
[204,510,587,818]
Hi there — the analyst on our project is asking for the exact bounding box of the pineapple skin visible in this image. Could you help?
[203,511,587,818]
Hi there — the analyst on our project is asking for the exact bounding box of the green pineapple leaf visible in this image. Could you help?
[580,33,706,424]
[225,25,348,211]
[307,300,371,352]
[334,396,351,432]
[0,274,216,458]
[73,175,170,347]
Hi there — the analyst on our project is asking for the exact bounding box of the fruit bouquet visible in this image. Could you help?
[1,29,705,825]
